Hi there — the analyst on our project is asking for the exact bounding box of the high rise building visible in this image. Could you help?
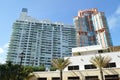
[7,8,113,67]
[7,8,76,67]
[74,8,112,48]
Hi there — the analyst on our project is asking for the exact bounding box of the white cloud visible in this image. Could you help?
[115,6,120,14]
[0,59,6,64]
[108,6,120,29]
[0,43,8,64]
[0,48,4,54]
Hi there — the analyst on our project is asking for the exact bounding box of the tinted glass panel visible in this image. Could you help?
[85,64,96,69]
[68,66,73,70]
[85,76,98,80]
[68,65,79,70]
[109,63,116,67]
[106,62,116,68]
[74,66,79,70]
[52,77,60,80]
[105,75,119,80]
[68,77,79,80]
[38,78,47,80]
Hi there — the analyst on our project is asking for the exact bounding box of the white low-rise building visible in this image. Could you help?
[64,51,120,71]
[33,45,120,80]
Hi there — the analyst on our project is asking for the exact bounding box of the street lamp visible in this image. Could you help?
[18,52,25,80]
[31,59,36,66]
[19,52,25,66]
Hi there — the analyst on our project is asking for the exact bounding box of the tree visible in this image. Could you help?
[24,73,35,80]
[0,63,34,80]
[90,54,112,80]
[50,66,57,71]
[0,62,19,80]
[20,66,34,80]
[0,64,8,80]
[39,65,45,71]
[52,58,71,80]
[32,66,40,71]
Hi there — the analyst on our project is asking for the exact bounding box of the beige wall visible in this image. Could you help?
[33,68,120,80]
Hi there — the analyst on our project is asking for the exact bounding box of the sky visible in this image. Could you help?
[0,0,120,64]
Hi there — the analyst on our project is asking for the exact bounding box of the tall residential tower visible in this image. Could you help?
[7,8,113,67]
[74,8,112,48]
[7,8,76,67]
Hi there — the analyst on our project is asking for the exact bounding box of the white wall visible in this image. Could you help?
[72,45,103,53]
[64,51,120,71]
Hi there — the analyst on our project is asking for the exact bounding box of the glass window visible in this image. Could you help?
[68,77,79,80]
[85,76,98,80]
[37,78,47,80]
[105,75,119,80]
[68,65,79,70]
[52,77,60,80]
[105,62,116,68]
[84,64,96,69]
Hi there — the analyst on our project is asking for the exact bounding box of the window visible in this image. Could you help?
[105,62,116,68]
[85,76,98,80]
[98,50,103,53]
[37,78,47,80]
[52,77,60,80]
[105,75,119,80]
[68,77,79,80]
[68,65,79,70]
[84,64,96,69]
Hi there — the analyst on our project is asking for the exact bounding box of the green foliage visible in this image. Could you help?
[50,66,57,71]
[25,73,35,80]
[0,62,34,80]
[39,65,45,71]
[52,58,71,70]
[90,55,112,80]
[90,55,112,68]
[19,66,33,80]
[32,65,45,71]
[32,66,40,71]
[52,58,71,80]
[0,62,19,80]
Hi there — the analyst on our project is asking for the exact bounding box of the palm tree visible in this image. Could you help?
[20,66,33,80]
[24,73,35,80]
[0,62,19,80]
[90,54,112,80]
[52,58,71,80]
[0,63,34,80]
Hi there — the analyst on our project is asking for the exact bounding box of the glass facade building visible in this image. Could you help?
[7,8,76,67]
[74,8,112,48]
[7,8,113,68]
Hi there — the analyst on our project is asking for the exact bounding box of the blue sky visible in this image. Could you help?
[0,0,120,64]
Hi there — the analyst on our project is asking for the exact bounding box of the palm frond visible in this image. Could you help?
[90,54,112,68]
[52,58,71,70]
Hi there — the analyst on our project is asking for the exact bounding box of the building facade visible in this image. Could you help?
[34,46,120,80]
[74,8,112,48]
[7,8,113,68]
[7,8,76,67]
